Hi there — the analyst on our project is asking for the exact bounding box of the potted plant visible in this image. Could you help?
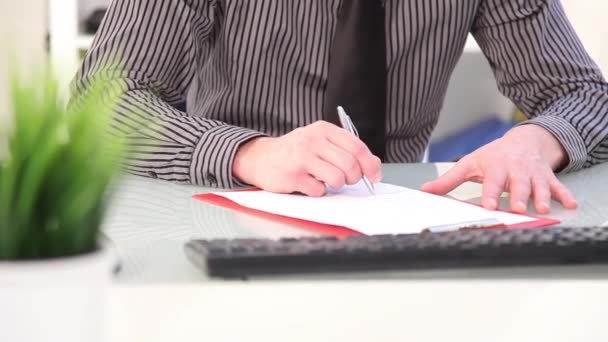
[0,69,125,342]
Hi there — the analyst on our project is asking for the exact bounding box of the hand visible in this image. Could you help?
[421,125,578,214]
[232,120,382,196]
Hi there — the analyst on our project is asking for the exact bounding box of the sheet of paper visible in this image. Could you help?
[213,182,537,235]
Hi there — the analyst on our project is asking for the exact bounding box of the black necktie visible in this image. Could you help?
[323,0,387,160]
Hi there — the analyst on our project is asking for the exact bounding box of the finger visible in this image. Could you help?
[296,175,326,197]
[481,167,507,210]
[549,176,578,209]
[531,176,552,214]
[421,159,472,195]
[323,124,382,182]
[306,158,346,190]
[317,139,363,185]
[508,176,531,214]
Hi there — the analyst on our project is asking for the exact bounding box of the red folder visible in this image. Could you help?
[193,190,560,238]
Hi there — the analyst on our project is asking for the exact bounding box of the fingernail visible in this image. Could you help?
[515,201,526,212]
[486,198,497,209]
[372,172,382,183]
[539,202,550,212]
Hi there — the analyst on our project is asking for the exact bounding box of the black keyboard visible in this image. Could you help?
[184,226,608,278]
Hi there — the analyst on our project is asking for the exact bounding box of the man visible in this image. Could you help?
[73,0,608,214]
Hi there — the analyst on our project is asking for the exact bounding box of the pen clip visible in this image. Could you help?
[336,106,350,131]
[337,106,359,137]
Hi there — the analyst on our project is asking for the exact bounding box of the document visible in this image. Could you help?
[199,182,556,236]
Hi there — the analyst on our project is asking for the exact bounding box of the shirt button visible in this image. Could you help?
[205,172,218,185]
[147,171,158,179]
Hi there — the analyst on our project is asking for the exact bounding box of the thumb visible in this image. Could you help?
[421,160,472,195]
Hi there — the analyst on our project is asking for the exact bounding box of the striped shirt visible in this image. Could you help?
[73,0,608,189]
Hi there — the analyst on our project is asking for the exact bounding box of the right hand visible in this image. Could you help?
[232,120,382,196]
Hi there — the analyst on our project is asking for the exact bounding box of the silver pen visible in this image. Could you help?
[336,106,376,195]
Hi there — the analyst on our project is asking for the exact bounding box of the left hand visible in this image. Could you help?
[421,125,578,214]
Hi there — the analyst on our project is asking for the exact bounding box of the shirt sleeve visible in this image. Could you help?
[70,0,265,188]
[471,0,608,172]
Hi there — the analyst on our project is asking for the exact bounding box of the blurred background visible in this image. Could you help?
[1,0,607,162]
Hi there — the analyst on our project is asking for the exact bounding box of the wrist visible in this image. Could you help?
[232,136,272,185]
[504,125,569,171]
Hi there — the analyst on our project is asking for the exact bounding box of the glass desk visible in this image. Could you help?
[103,162,608,283]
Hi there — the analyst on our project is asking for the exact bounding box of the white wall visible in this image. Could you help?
[0,1,47,104]
[561,0,608,76]
[0,1,48,158]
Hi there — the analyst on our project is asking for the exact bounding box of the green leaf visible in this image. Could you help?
[0,62,128,260]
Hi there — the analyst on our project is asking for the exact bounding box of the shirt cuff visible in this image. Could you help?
[190,125,267,188]
[519,115,588,173]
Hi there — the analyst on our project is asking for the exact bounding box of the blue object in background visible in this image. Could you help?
[429,117,515,162]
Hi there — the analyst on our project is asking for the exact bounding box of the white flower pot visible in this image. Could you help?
[0,247,113,342]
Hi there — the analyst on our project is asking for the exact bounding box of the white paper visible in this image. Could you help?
[214,182,537,235]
